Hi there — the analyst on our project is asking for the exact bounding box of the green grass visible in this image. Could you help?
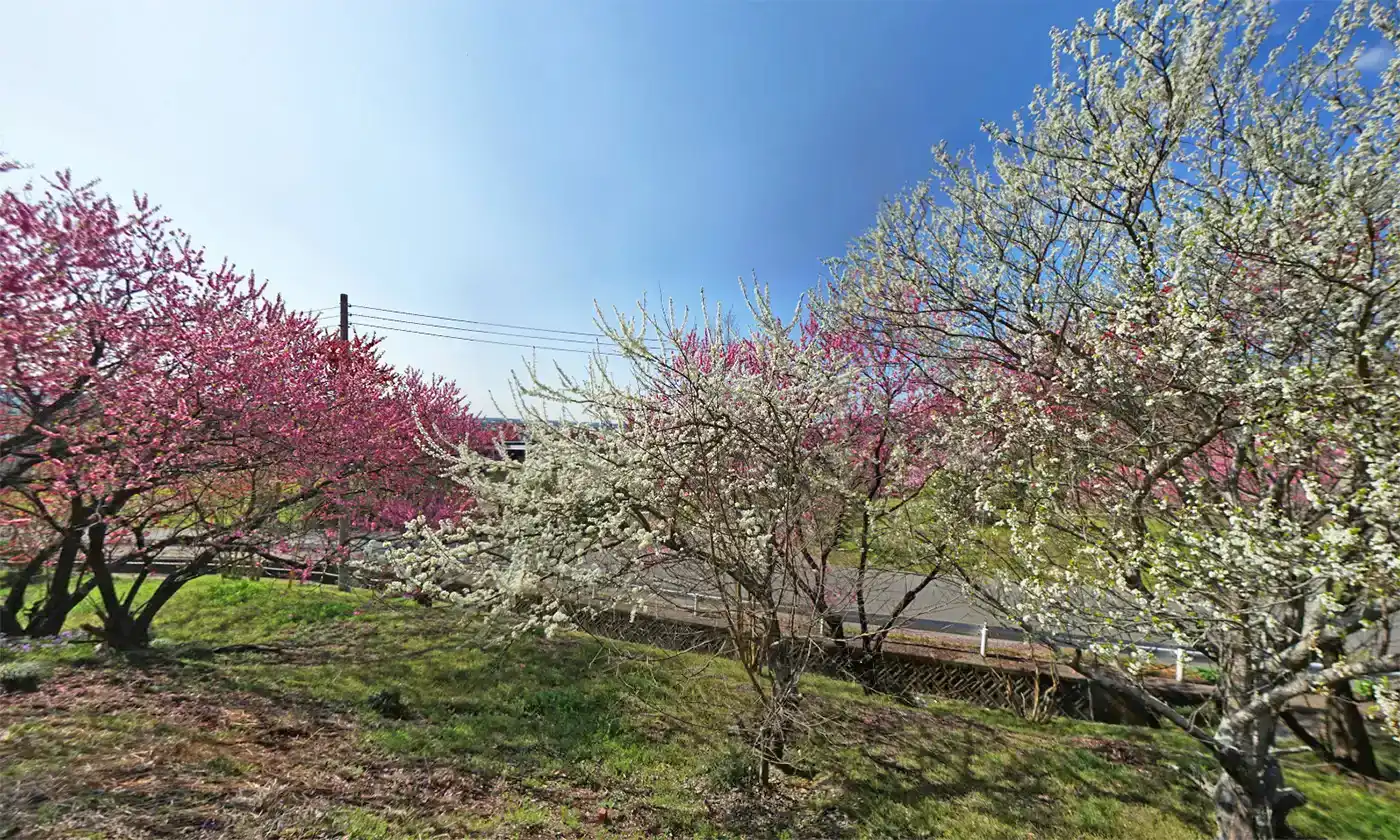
[2,575,1399,838]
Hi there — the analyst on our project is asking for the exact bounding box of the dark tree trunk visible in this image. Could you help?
[25,516,87,637]
[821,610,846,647]
[846,651,916,703]
[93,617,152,651]
[1,550,49,636]
[1089,682,1162,727]
[85,547,211,650]
[1213,765,1303,840]
[850,653,881,694]
[1214,770,1260,840]
[1318,639,1383,778]
[82,522,145,649]
[1324,681,1382,777]
[126,571,193,648]
[1213,714,1305,840]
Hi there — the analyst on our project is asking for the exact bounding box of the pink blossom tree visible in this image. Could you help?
[356,369,495,533]
[0,158,203,492]
[0,162,491,648]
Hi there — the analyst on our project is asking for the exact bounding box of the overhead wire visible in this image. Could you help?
[353,313,622,347]
[316,299,666,359]
[353,304,658,345]
[355,322,630,357]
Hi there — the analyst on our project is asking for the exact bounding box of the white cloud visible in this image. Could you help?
[1356,44,1397,74]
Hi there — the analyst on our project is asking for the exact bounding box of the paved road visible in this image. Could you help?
[631,561,1117,658]
[121,530,1400,667]
[640,561,994,629]
[633,560,1400,666]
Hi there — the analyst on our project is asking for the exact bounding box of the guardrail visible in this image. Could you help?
[644,585,1394,683]
[647,584,1208,681]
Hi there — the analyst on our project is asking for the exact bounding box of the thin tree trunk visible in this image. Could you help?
[82,522,143,648]
[754,619,805,784]
[821,608,846,648]
[1213,770,1260,840]
[129,568,202,646]
[1213,767,1303,840]
[1,548,52,636]
[90,547,214,650]
[28,515,86,636]
[1324,681,1382,777]
[1280,710,1328,758]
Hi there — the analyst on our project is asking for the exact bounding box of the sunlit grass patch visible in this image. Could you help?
[2,575,1398,838]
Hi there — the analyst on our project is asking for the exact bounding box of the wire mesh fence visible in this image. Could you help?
[572,605,1206,725]
[90,553,1208,726]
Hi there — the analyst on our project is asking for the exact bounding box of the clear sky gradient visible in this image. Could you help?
[0,0,1241,410]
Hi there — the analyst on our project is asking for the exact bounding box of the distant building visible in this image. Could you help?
[480,417,527,461]
[479,416,614,462]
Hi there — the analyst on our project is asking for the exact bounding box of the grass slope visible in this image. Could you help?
[1,576,1397,839]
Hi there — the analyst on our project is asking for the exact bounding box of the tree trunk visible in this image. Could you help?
[850,652,882,695]
[82,524,147,650]
[1211,698,1306,840]
[25,521,86,636]
[821,610,846,647]
[1318,638,1383,778]
[86,563,203,651]
[124,571,195,649]
[1214,770,1261,840]
[0,550,48,636]
[93,616,152,650]
[755,629,803,784]
[1324,682,1382,777]
[1214,770,1269,840]
[1212,759,1304,839]
[0,602,19,636]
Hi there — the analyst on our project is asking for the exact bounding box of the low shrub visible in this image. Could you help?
[367,688,411,719]
[0,660,47,693]
[705,743,760,791]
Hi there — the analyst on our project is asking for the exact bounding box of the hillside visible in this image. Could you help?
[2,577,1398,839]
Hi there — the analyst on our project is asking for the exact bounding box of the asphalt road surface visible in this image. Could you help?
[633,561,1400,666]
[117,530,1400,667]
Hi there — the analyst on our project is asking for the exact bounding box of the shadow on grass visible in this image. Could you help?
[32,575,1395,840]
[804,700,1217,840]
[150,616,662,787]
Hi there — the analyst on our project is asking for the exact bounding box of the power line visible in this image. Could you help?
[354,313,621,347]
[354,304,648,343]
[355,322,627,358]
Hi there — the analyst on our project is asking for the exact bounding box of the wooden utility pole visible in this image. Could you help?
[337,293,352,591]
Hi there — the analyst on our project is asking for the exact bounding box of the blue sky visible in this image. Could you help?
[0,0,1239,409]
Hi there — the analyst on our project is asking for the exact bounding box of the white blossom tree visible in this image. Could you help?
[699,308,982,696]
[828,1,1400,837]
[367,287,978,781]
